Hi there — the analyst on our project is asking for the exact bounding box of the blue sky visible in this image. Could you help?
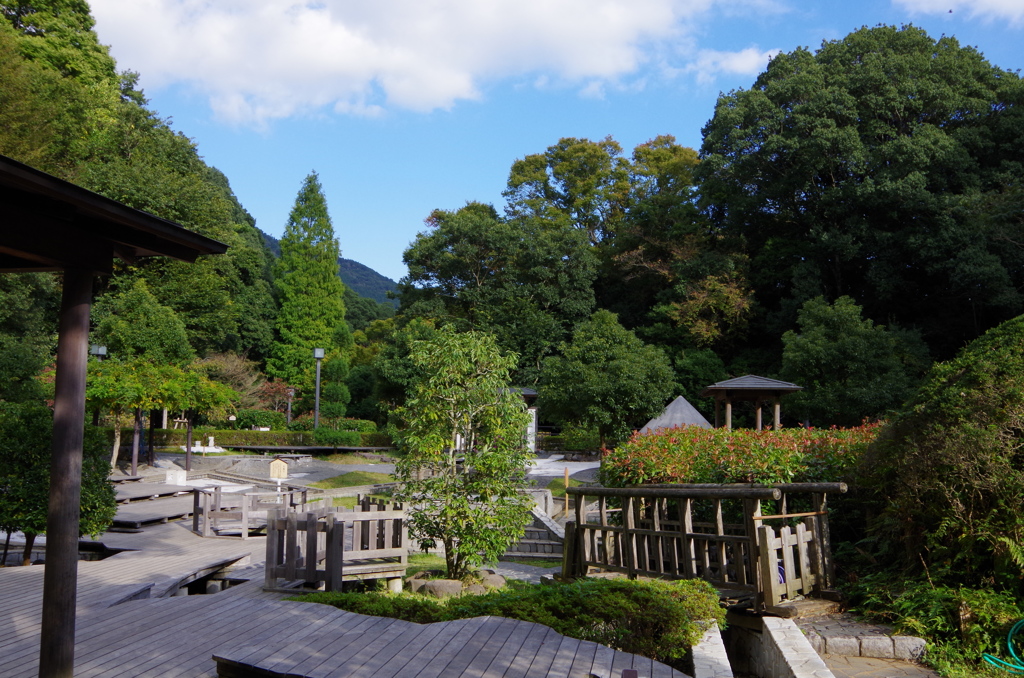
[89,0,1024,283]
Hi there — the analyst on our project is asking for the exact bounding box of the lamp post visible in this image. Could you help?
[286,388,294,425]
[313,348,325,429]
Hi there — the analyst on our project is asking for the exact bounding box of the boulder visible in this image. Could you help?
[479,573,506,590]
[464,584,486,596]
[422,579,464,598]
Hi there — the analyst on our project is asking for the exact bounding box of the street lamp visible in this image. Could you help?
[286,388,295,424]
[313,348,325,429]
[89,344,107,360]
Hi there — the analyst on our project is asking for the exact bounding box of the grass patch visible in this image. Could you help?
[406,552,447,578]
[310,470,393,490]
[331,493,390,509]
[319,450,400,465]
[546,476,582,499]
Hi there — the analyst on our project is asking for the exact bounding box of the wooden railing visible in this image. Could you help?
[563,483,845,611]
[264,498,408,592]
[192,487,313,539]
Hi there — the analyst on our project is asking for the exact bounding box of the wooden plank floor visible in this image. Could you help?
[0,519,692,678]
[115,482,194,502]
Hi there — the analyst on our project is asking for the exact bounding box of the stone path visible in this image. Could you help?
[823,655,940,678]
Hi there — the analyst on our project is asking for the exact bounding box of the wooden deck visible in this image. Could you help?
[0,519,692,677]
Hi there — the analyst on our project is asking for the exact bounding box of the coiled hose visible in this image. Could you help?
[984,619,1024,673]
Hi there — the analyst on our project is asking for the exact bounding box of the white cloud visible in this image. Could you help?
[893,0,1024,24]
[684,47,781,85]
[89,0,781,126]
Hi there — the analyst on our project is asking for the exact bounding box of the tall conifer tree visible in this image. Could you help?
[268,172,351,414]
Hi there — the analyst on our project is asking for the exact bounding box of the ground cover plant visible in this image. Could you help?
[309,470,393,490]
[295,578,724,671]
[601,424,879,487]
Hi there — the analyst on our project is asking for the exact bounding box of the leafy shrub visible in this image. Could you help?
[601,424,879,487]
[287,415,377,433]
[234,408,287,431]
[296,577,724,669]
[847,576,1023,675]
[559,423,601,451]
[286,413,315,431]
[313,428,361,447]
[340,418,377,433]
[861,315,1024,589]
[360,431,393,447]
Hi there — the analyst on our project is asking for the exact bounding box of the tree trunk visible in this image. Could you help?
[22,532,36,566]
[109,419,122,470]
[130,407,142,476]
[2,531,10,567]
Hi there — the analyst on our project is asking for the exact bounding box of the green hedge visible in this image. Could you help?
[601,424,880,486]
[296,578,723,669]
[287,415,377,433]
[235,409,287,431]
[104,428,392,449]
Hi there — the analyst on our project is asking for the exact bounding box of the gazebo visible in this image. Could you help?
[699,375,802,431]
[1,154,227,677]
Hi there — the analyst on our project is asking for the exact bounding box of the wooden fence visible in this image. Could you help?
[563,483,844,611]
[192,487,314,539]
[264,498,408,592]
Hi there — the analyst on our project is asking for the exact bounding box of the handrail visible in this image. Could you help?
[565,486,782,500]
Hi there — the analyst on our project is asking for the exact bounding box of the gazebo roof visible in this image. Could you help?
[699,375,802,400]
[0,154,227,273]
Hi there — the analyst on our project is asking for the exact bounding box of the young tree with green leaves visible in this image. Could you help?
[0,402,116,565]
[539,310,676,447]
[392,326,532,579]
[268,172,351,418]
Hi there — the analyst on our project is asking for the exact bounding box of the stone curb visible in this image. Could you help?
[797,615,927,661]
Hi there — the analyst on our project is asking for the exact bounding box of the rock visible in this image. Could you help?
[408,578,427,593]
[422,579,464,598]
[893,635,927,661]
[464,584,486,596]
[479,574,506,590]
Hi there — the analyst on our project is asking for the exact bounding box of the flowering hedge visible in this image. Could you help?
[600,423,880,487]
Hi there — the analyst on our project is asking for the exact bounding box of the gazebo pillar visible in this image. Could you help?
[755,403,763,431]
[725,398,732,431]
[774,396,781,430]
[39,268,93,678]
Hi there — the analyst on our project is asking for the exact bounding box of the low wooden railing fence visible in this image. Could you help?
[192,487,314,539]
[264,498,407,592]
[563,483,845,611]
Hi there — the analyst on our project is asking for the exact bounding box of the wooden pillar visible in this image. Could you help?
[774,396,781,430]
[755,403,763,431]
[39,268,93,678]
[725,398,733,431]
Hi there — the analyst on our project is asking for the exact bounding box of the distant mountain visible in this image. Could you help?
[259,230,399,307]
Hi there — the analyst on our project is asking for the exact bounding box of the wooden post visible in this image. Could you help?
[39,268,92,678]
[725,398,733,431]
[265,510,280,589]
[774,396,781,430]
[755,404,763,431]
[130,407,141,476]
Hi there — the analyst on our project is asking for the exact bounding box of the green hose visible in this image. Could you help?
[984,619,1024,674]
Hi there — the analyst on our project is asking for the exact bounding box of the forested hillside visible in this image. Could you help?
[1,3,1022,437]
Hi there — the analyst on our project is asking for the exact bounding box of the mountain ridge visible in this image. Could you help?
[260,229,399,307]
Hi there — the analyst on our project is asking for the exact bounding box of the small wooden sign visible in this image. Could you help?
[269,458,288,479]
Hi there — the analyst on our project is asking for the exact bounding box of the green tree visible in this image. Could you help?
[0,272,58,403]
[93,278,196,365]
[392,326,532,579]
[0,402,116,565]
[268,172,351,417]
[539,310,676,447]
[862,314,1024,591]
[399,202,596,385]
[504,136,631,245]
[698,25,1024,359]
[780,296,927,426]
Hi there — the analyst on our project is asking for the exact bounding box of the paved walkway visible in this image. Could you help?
[822,655,940,678]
